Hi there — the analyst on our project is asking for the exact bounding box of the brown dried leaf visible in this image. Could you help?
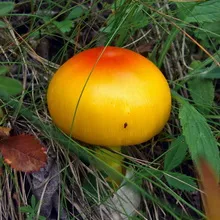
[0,134,47,172]
[198,158,220,220]
[0,126,11,137]
[136,42,155,54]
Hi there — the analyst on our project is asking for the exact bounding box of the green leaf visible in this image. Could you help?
[189,60,202,70]
[179,101,220,176]
[165,172,197,192]
[195,21,220,40]
[164,136,188,171]
[0,20,6,28]
[188,77,214,114]
[134,167,163,186]
[139,167,163,179]
[185,0,220,23]
[38,216,46,220]
[201,67,220,79]
[181,0,220,49]
[53,20,73,33]
[31,195,36,208]
[19,205,33,213]
[0,66,8,76]
[176,2,197,21]
[66,6,85,20]
[0,2,14,16]
[0,76,22,96]
[41,16,51,23]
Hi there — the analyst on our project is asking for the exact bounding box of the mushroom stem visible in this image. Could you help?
[95,146,124,186]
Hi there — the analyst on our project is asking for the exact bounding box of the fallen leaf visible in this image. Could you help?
[0,134,47,172]
[136,42,155,54]
[32,155,67,219]
[198,158,220,220]
[0,126,11,137]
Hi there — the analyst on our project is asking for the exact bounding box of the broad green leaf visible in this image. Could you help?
[164,136,188,171]
[189,60,202,70]
[181,0,220,49]
[0,66,8,76]
[38,216,46,220]
[142,167,163,179]
[165,172,197,192]
[66,6,85,20]
[19,205,33,213]
[129,5,148,29]
[188,78,214,114]
[31,195,36,208]
[185,0,220,23]
[175,2,196,21]
[195,21,220,40]
[0,21,6,28]
[0,2,14,16]
[41,16,51,23]
[53,20,73,33]
[179,101,220,176]
[0,76,22,96]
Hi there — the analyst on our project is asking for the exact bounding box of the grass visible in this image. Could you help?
[0,0,220,219]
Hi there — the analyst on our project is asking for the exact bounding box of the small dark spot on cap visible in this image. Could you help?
[124,122,128,128]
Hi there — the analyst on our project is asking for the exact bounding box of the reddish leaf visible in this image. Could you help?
[198,158,220,220]
[0,134,47,172]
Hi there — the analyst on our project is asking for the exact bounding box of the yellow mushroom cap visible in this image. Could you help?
[47,46,171,147]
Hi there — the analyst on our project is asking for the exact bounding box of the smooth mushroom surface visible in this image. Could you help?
[47,46,171,147]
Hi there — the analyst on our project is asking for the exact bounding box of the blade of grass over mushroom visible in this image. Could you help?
[172,91,220,178]
[68,3,136,138]
[59,5,137,182]
[61,2,156,184]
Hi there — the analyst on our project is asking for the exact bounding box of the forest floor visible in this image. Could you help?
[0,0,219,220]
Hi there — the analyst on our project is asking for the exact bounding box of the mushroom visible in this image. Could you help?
[47,46,171,185]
